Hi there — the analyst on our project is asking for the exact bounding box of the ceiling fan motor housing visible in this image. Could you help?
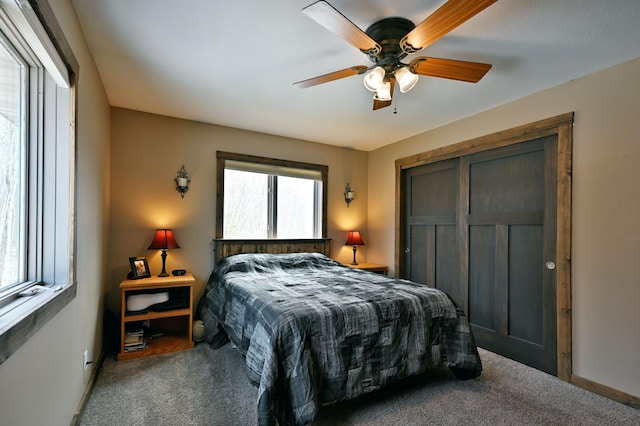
[364,17,415,68]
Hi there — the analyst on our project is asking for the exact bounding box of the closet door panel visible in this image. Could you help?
[469,147,544,215]
[469,225,496,331]
[435,225,459,300]
[408,224,433,286]
[403,160,458,287]
[509,224,544,345]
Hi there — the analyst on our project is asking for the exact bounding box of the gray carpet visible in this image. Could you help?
[80,344,639,425]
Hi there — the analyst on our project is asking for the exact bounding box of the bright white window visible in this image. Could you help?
[223,169,269,238]
[0,36,25,289]
[276,175,319,238]
[0,0,77,365]
[217,153,327,240]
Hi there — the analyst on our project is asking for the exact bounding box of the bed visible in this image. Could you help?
[201,241,482,425]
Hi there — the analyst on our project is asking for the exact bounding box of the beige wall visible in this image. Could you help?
[107,109,369,312]
[367,57,640,398]
[0,0,111,425]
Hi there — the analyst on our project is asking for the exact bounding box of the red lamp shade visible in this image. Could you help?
[345,230,365,246]
[148,229,180,277]
[148,229,180,250]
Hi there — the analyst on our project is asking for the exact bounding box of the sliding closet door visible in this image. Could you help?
[466,137,557,374]
[402,159,464,306]
[400,136,559,375]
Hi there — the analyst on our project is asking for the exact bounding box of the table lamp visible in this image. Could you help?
[345,230,365,265]
[148,229,180,277]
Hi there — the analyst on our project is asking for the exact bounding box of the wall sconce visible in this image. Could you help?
[344,182,354,207]
[174,165,191,198]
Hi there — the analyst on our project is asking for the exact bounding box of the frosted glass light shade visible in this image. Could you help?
[363,66,385,92]
[396,66,419,93]
[374,80,392,101]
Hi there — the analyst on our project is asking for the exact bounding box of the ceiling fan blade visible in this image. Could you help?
[409,57,492,83]
[401,0,496,54]
[372,98,392,110]
[373,77,395,110]
[294,66,368,88]
[303,1,381,55]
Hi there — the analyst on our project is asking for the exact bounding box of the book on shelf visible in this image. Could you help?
[124,328,147,352]
[124,333,142,344]
[124,343,147,352]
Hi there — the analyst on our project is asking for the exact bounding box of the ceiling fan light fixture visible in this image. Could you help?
[373,80,392,101]
[363,66,385,91]
[395,66,419,93]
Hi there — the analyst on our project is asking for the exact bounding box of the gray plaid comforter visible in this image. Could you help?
[201,252,482,425]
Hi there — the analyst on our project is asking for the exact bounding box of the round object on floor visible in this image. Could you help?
[193,320,204,342]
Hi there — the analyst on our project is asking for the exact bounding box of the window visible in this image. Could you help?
[0,35,25,289]
[217,152,327,239]
[0,0,77,365]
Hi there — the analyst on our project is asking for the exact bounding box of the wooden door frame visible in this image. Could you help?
[395,113,573,381]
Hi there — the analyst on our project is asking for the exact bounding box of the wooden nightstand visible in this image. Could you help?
[343,263,388,275]
[118,273,195,361]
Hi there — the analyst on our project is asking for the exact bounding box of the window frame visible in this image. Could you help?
[0,0,78,365]
[216,151,328,239]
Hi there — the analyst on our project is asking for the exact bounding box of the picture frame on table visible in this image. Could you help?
[128,256,151,279]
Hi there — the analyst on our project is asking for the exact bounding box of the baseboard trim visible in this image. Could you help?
[71,351,105,425]
[571,374,640,410]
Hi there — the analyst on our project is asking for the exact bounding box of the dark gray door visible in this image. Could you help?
[402,158,465,306]
[402,136,558,374]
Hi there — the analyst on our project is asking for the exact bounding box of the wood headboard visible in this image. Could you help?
[213,238,332,265]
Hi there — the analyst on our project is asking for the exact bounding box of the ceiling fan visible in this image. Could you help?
[294,0,496,110]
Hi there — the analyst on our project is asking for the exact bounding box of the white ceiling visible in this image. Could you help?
[72,0,640,151]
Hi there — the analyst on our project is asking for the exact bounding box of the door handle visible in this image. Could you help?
[405,248,410,253]
[545,261,556,270]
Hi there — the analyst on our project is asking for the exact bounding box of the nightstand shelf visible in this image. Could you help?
[343,263,388,275]
[123,308,191,322]
[118,274,195,361]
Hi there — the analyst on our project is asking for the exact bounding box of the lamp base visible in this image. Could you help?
[158,249,169,277]
[351,246,358,265]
